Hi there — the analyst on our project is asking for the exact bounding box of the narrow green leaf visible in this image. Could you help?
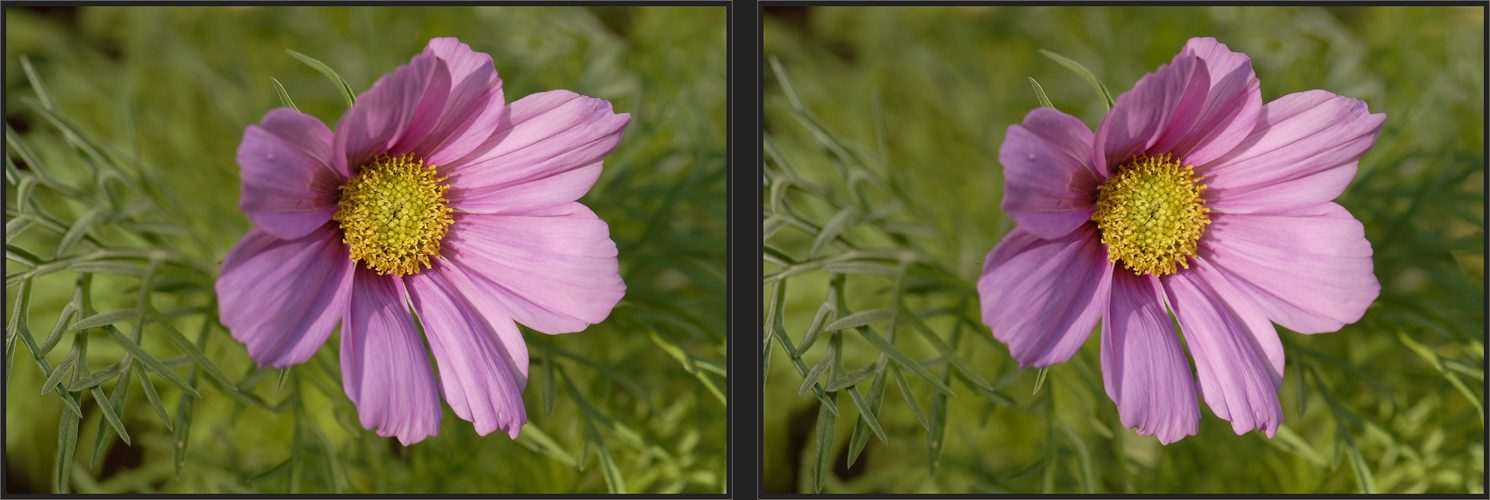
[592,429,627,494]
[798,344,834,396]
[65,261,143,277]
[40,348,78,395]
[1040,49,1115,111]
[904,311,996,393]
[285,49,357,108]
[812,391,839,493]
[38,302,77,356]
[763,280,785,353]
[54,401,79,493]
[270,77,299,111]
[514,424,577,467]
[770,319,839,416]
[1342,429,1377,493]
[22,55,59,111]
[56,207,109,258]
[542,349,557,418]
[6,278,32,390]
[1033,367,1050,395]
[1295,360,1309,418]
[795,290,836,356]
[809,207,859,259]
[309,423,344,493]
[67,360,124,392]
[91,383,131,446]
[841,381,887,445]
[1028,76,1054,108]
[1059,422,1096,493]
[768,55,806,112]
[68,309,138,332]
[855,326,956,397]
[136,368,173,431]
[825,308,892,333]
[277,366,292,395]
[824,362,876,392]
[847,368,889,467]
[150,307,236,391]
[819,261,896,277]
[1268,424,1327,466]
[6,215,36,247]
[890,363,930,431]
[88,375,132,466]
[103,326,200,398]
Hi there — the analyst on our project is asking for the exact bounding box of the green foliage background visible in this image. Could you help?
[6,6,725,494]
[763,6,1483,494]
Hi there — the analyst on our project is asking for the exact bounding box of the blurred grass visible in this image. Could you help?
[6,5,725,494]
[763,6,1482,494]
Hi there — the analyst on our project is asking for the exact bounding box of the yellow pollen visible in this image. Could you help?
[333,153,454,276]
[1091,153,1211,276]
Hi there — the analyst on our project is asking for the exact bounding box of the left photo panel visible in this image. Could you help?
[5,5,727,494]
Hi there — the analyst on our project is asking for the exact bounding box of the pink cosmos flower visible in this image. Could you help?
[979,38,1384,444]
[215,38,629,445]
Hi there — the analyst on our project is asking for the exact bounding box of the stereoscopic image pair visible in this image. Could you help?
[4,4,1484,496]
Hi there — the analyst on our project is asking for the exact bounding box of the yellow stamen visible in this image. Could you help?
[333,153,453,276]
[1091,153,1211,276]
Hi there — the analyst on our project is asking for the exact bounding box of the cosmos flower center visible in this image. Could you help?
[333,153,454,276]
[1091,153,1211,276]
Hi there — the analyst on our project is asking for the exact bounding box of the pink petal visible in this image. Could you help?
[235,108,343,240]
[406,265,528,439]
[341,266,442,445]
[333,53,451,174]
[427,259,530,383]
[442,90,630,215]
[410,38,506,166]
[998,106,1101,240]
[1162,264,1284,438]
[438,204,625,335]
[1197,205,1379,334]
[977,224,1110,367]
[1101,270,1199,445]
[1202,90,1385,215]
[215,225,353,368]
[1159,38,1263,167]
[1092,53,1206,177]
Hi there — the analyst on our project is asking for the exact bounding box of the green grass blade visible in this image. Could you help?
[22,55,59,111]
[285,49,357,109]
[150,307,237,391]
[855,326,956,397]
[1032,367,1050,395]
[812,391,839,493]
[514,424,577,467]
[795,289,836,356]
[1028,76,1055,108]
[847,369,889,466]
[1059,422,1096,493]
[809,207,859,259]
[103,325,200,398]
[904,310,996,393]
[68,308,138,332]
[54,401,79,493]
[40,348,78,396]
[270,77,299,111]
[1039,49,1115,111]
[798,344,834,396]
[55,207,109,258]
[136,367,173,431]
[890,363,930,431]
[824,308,892,332]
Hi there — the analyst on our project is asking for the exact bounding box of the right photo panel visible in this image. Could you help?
[762,5,1485,495]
